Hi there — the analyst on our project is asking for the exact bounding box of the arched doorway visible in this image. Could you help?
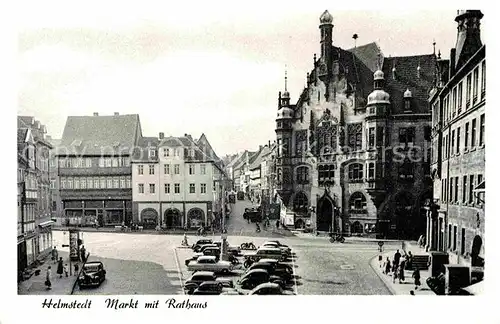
[471,235,484,267]
[164,208,181,229]
[393,191,414,239]
[352,221,363,234]
[140,208,159,229]
[317,195,333,232]
[187,208,205,229]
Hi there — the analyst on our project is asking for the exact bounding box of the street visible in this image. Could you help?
[38,200,394,295]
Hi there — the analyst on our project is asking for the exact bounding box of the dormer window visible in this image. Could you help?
[149,148,156,158]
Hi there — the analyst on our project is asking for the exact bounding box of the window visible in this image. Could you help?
[126,177,131,188]
[200,164,206,175]
[149,165,155,175]
[120,177,125,188]
[67,178,73,189]
[453,225,457,251]
[80,178,86,189]
[368,127,375,148]
[452,87,457,115]
[149,184,155,194]
[368,163,375,179]
[471,118,477,148]
[174,149,179,157]
[454,176,459,203]
[164,183,170,194]
[456,127,461,154]
[449,178,453,203]
[107,178,112,188]
[138,184,144,193]
[174,164,180,174]
[52,201,57,211]
[112,158,118,167]
[174,183,180,194]
[466,74,472,107]
[113,178,119,189]
[349,192,367,210]
[473,67,479,102]
[461,228,466,255]
[296,166,309,184]
[50,179,55,189]
[138,165,144,175]
[87,178,93,189]
[94,178,99,189]
[464,122,469,150]
[189,183,196,193]
[467,174,474,204]
[189,165,195,175]
[164,148,169,157]
[481,61,486,96]
[149,148,156,157]
[479,114,485,146]
[124,158,131,167]
[376,127,384,147]
[476,174,483,205]
[348,163,363,181]
[399,127,415,146]
[105,158,112,167]
[201,183,207,194]
[347,123,363,151]
[85,158,92,168]
[293,192,309,214]
[448,224,452,249]
[451,130,455,154]
[457,82,463,112]
[60,178,66,189]
[462,175,467,204]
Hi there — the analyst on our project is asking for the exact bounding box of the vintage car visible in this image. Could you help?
[237,269,283,290]
[184,271,217,294]
[191,281,224,295]
[192,239,214,251]
[261,241,292,256]
[257,259,294,276]
[245,247,285,262]
[246,262,290,284]
[185,247,222,266]
[77,261,106,288]
[249,282,284,295]
[187,255,233,273]
[193,243,219,253]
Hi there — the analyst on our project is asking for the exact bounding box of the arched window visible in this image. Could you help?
[348,163,364,181]
[367,163,375,179]
[293,192,308,214]
[349,192,367,211]
[296,166,309,184]
[277,168,282,183]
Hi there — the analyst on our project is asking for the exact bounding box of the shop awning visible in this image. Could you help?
[462,280,484,295]
[38,220,54,228]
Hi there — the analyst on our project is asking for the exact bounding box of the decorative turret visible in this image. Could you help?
[367,70,390,106]
[318,10,333,79]
[454,10,483,71]
[404,88,413,112]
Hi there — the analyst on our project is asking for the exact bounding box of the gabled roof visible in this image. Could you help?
[132,136,159,162]
[17,128,28,143]
[249,146,270,170]
[382,54,436,114]
[58,114,141,155]
[347,42,383,73]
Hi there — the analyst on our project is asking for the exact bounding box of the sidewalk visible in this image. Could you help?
[18,251,80,295]
[370,243,435,296]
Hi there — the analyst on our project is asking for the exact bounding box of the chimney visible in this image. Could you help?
[114,112,119,116]
[159,132,164,140]
[93,112,99,116]
[268,140,271,147]
[449,48,456,79]
[259,145,263,151]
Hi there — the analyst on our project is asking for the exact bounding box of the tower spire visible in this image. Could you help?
[284,65,288,92]
[433,39,436,55]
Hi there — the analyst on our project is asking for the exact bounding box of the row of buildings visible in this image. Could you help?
[269,10,485,274]
[18,112,228,273]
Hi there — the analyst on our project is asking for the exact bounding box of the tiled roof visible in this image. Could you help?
[58,114,141,156]
[132,136,159,162]
[382,54,436,114]
[18,116,34,128]
[249,146,270,170]
[17,128,28,143]
[347,42,383,73]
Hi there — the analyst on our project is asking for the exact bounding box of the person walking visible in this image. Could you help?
[74,263,79,276]
[63,263,69,277]
[394,249,401,265]
[412,267,421,290]
[56,257,64,278]
[406,251,413,270]
[399,260,406,283]
[276,220,280,229]
[392,265,398,283]
[384,257,392,275]
[51,246,58,264]
[80,245,87,263]
[45,266,52,290]
[378,255,383,268]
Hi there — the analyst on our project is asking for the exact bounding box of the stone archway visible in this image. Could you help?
[187,208,205,229]
[164,208,182,229]
[471,235,484,267]
[317,193,334,232]
[140,208,159,229]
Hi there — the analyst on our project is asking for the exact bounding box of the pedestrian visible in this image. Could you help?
[74,263,79,276]
[63,263,69,277]
[51,246,58,264]
[45,266,52,290]
[56,257,64,278]
[394,249,401,265]
[406,251,413,270]
[412,267,421,290]
[384,257,391,275]
[80,245,87,263]
[399,260,406,283]
[378,255,383,268]
[276,220,280,229]
[409,290,415,295]
[392,266,398,283]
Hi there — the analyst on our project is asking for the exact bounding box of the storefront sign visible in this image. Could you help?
[69,230,79,259]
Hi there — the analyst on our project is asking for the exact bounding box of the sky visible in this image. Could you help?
[17,3,485,156]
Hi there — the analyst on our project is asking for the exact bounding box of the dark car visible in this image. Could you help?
[247,262,292,283]
[184,271,217,294]
[249,282,284,295]
[194,243,218,253]
[237,191,245,200]
[237,269,283,290]
[191,281,224,295]
[192,239,213,251]
[185,246,222,265]
[78,261,106,288]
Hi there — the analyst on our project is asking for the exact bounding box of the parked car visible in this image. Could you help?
[249,282,284,295]
[192,239,213,251]
[265,240,290,250]
[216,277,235,289]
[187,255,233,273]
[237,269,283,290]
[261,241,291,257]
[191,281,224,295]
[77,261,106,288]
[245,247,285,262]
[246,262,290,284]
[185,246,221,266]
[183,271,217,294]
[193,243,219,253]
[257,259,294,277]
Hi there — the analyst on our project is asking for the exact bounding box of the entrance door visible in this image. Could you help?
[471,235,484,267]
[317,198,333,232]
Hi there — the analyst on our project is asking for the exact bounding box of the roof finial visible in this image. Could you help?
[433,39,436,55]
[284,65,288,92]
[438,49,441,59]
[377,52,382,70]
